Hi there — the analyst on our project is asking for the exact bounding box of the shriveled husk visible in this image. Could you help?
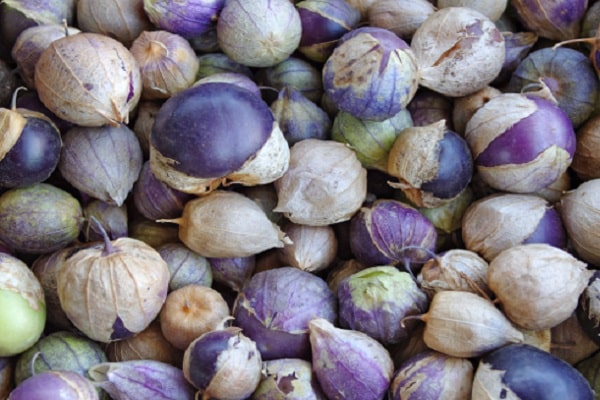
[163,190,290,258]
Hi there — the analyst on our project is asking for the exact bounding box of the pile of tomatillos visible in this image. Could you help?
[2,0,600,398]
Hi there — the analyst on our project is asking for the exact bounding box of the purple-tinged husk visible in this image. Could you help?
[349,199,437,270]
[253,358,327,400]
[232,266,337,360]
[0,183,83,254]
[493,31,538,86]
[157,242,212,291]
[83,200,128,242]
[308,318,394,400]
[296,0,361,62]
[208,256,256,292]
[182,327,262,399]
[256,56,324,104]
[8,370,99,400]
[88,359,195,400]
[59,123,143,207]
[143,0,224,39]
[389,350,474,400]
[337,266,429,345]
[511,0,588,41]
[323,26,419,121]
[472,343,594,399]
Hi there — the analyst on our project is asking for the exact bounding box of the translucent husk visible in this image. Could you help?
[277,222,338,273]
[487,244,593,331]
[417,290,524,358]
[0,107,25,162]
[161,190,291,258]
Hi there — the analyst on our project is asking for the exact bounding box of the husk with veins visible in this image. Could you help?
[0,108,26,161]
[0,253,45,311]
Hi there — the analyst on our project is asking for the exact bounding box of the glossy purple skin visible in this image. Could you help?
[183,329,240,390]
[522,207,567,248]
[323,26,416,121]
[133,162,193,221]
[476,96,576,167]
[93,360,195,400]
[151,82,274,178]
[232,267,337,360]
[421,130,473,199]
[208,256,255,292]
[349,200,438,268]
[508,47,598,127]
[478,344,593,400]
[9,370,98,400]
[297,0,360,47]
[0,114,61,189]
[144,0,224,39]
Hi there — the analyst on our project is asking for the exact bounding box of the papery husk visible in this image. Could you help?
[437,0,507,21]
[274,139,367,226]
[452,86,502,135]
[0,107,26,162]
[411,7,505,97]
[551,313,600,365]
[0,252,45,312]
[225,123,290,187]
[368,0,435,39]
[418,248,491,298]
[421,290,524,358]
[572,115,600,181]
[487,243,592,331]
[471,362,521,400]
[166,190,291,258]
[56,237,170,343]
[34,32,142,127]
[461,193,553,261]
[277,222,338,273]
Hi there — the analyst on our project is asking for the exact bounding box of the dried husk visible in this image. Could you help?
[130,30,200,100]
[56,237,170,343]
[277,221,338,273]
[551,313,599,365]
[274,139,367,226]
[164,190,290,258]
[367,0,435,39]
[0,252,45,316]
[420,290,524,358]
[452,85,502,135]
[437,0,507,21]
[461,193,557,261]
[77,0,154,47]
[559,179,600,265]
[411,7,505,97]
[34,32,142,127]
[572,115,600,181]
[418,249,491,299]
[487,243,592,331]
[0,106,26,162]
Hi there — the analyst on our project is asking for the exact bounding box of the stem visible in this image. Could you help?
[398,245,439,279]
[400,314,426,329]
[10,86,27,110]
[89,216,115,255]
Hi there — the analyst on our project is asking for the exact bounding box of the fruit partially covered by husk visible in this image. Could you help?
[163,190,290,258]
[34,32,142,127]
[488,243,592,331]
[56,236,170,343]
[274,139,367,226]
[418,290,524,358]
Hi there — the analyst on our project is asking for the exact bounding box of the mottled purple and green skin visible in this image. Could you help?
[512,0,588,41]
[256,56,323,104]
[297,0,360,61]
[476,96,576,167]
[0,183,83,254]
[271,86,332,146]
[133,161,193,221]
[151,82,273,179]
[0,113,62,188]
[208,255,255,292]
[522,207,567,248]
[349,199,438,269]
[309,319,394,400]
[323,26,419,121]
[9,370,99,400]
[476,344,594,399]
[389,350,473,400]
[14,330,108,385]
[232,267,337,360]
[143,0,224,39]
[508,47,598,127]
[196,53,253,80]
[90,360,195,400]
[337,266,429,345]
[158,242,213,291]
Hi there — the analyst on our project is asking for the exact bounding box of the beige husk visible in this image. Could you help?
[411,7,505,97]
[422,290,524,358]
[225,123,290,187]
[550,313,600,365]
[277,222,338,273]
[0,109,26,161]
[0,253,45,311]
[34,33,142,127]
[56,237,170,343]
[471,362,521,400]
[167,190,291,258]
[559,179,600,265]
[461,193,551,261]
[274,139,367,226]
[487,243,593,331]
